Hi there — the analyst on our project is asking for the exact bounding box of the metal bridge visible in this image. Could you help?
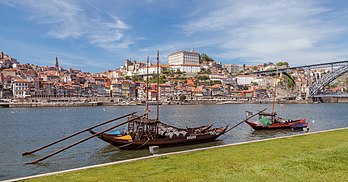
[245,60,348,98]
[309,65,348,97]
[245,60,348,75]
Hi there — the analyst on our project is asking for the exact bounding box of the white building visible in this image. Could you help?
[168,50,200,73]
[224,64,242,75]
[137,64,164,75]
[12,79,30,98]
[235,75,256,85]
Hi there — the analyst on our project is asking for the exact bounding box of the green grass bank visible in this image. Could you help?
[23,129,348,182]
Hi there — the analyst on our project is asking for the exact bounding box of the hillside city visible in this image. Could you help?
[0,50,347,105]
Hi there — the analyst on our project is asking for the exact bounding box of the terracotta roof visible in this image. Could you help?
[192,88,203,93]
[242,90,253,93]
[13,79,28,83]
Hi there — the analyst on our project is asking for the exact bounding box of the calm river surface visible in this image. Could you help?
[0,103,347,180]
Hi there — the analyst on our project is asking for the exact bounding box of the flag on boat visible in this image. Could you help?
[144,108,150,113]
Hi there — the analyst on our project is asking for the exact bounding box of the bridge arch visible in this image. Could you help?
[309,65,348,97]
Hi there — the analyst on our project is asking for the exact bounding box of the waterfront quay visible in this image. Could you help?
[12,128,348,182]
[1,95,347,108]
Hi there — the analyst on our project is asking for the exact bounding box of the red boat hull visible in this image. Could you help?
[245,118,307,130]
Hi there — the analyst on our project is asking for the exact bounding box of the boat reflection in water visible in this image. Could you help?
[249,128,306,139]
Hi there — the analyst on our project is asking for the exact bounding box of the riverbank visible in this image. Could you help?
[17,128,348,182]
[2,97,346,108]
[2,94,348,108]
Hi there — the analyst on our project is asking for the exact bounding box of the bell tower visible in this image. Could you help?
[55,57,59,69]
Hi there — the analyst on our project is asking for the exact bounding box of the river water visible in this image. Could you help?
[0,103,347,180]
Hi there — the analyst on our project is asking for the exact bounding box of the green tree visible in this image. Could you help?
[200,53,214,63]
[132,76,141,82]
[197,75,209,80]
[199,68,211,74]
[179,94,186,101]
[149,74,167,84]
[276,62,289,67]
[162,70,170,74]
[281,75,294,88]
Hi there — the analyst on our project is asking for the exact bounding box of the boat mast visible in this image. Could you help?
[156,50,160,121]
[272,69,278,114]
[146,57,149,120]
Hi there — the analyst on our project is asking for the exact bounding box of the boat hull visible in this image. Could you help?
[245,118,307,130]
[90,126,228,150]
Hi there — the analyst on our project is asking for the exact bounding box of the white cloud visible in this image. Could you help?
[1,0,132,50]
[177,0,348,65]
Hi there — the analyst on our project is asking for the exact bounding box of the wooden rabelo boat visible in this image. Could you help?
[90,117,228,150]
[90,51,229,150]
[244,71,307,130]
[244,110,307,130]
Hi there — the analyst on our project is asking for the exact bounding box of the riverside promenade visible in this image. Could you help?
[8,127,348,182]
[0,97,320,108]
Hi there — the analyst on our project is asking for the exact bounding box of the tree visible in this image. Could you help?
[179,94,186,101]
[132,75,141,82]
[200,53,214,63]
[197,75,209,80]
[276,62,289,67]
[281,75,294,89]
[162,70,170,74]
[149,74,167,84]
[199,68,211,74]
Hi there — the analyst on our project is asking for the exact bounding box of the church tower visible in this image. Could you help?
[55,57,59,69]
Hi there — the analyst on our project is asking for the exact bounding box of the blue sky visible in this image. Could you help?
[1,0,348,72]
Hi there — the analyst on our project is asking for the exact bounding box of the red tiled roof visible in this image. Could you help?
[13,79,28,83]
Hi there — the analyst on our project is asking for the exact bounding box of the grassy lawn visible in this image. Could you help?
[24,129,348,182]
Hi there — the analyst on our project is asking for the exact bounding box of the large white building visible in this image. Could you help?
[168,50,200,73]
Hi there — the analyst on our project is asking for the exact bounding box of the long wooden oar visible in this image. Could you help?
[26,114,145,165]
[22,112,137,156]
[224,108,267,133]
